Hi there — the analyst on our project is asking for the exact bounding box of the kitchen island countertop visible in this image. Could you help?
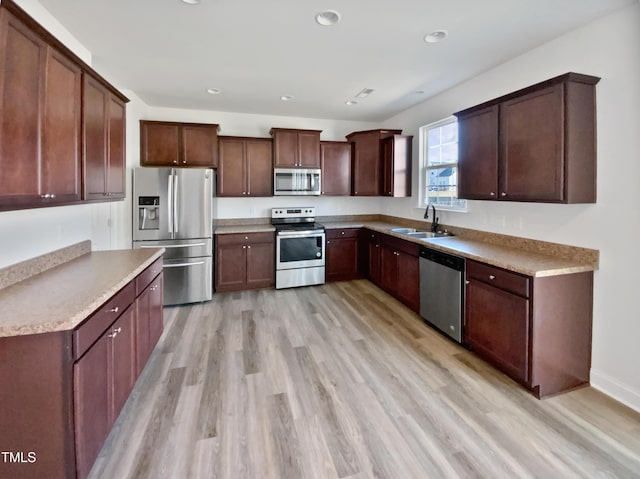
[0,248,164,338]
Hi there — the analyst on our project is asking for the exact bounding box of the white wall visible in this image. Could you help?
[381,4,640,410]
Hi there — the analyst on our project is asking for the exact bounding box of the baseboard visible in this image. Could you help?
[590,369,640,413]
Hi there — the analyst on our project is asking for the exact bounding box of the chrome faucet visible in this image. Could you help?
[424,204,439,233]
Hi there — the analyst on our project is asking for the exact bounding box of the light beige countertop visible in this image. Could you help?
[0,248,164,338]
[214,224,275,234]
[323,221,597,277]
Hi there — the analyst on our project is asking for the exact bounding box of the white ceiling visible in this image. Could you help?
[39,0,634,122]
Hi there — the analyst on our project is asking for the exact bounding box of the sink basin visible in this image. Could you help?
[390,227,417,234]
[406,231,437,238]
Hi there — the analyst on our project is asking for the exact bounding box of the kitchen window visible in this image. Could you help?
[420,117,467,211]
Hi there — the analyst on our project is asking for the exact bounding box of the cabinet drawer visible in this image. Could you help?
[135,257,163,296]
[326,228,359,239]
[216,231,274,246]
[467,260,530,298]
[73,281,136,360]
[381,233,419,256]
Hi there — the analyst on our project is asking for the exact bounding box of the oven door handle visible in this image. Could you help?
[277,230,325,237]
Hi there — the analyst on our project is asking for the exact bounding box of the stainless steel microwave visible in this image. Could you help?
[273,168,321,196]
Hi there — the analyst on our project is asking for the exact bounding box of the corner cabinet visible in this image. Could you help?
[270,128,321,168]
[0,256,164,479]
[455,73,600,203]
[346,129,408,196]
[217,136,273,197]
[140,121,219,168]
[0,1,128,211]
[326,228,361,281]
[465,260,593,397]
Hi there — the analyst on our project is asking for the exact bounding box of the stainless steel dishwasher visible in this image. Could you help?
[419,247,465,343]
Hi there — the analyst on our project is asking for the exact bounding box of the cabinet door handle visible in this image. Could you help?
[242,245,246,249]
[327,240,331,244]
[490,192,496,196]
[108,327,121,338]
[465,280,470,285]
[501,192,507,197]
[341,231,345,235]
[489,275,495,280]
[108,306,119,313]
[247,245,251,249]
[244,236,249,240]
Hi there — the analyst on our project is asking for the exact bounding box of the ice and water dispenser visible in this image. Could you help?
[138,196,159,230]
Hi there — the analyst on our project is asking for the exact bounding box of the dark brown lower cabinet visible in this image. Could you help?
[465,259,593,397]
[326,229,360,281]
[74,304,136,479]
[466,279,530,383]
[379,233,420,313]
[215,232,275,292]
[135,273,164,375]
[0,256,164,479]
[364,230,382,286]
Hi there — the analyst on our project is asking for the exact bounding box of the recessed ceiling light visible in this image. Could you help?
[315,10,341,26]
[206,88,221,95]
[280,95,294,101]
[424,30,448,43]
[355,88,374,99]
[181,0,201,4]
[345,100,358,106]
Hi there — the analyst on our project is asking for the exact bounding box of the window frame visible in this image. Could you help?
[418,116,468,212]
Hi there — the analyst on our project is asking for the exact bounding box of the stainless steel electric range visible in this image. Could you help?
[271,207,325,289]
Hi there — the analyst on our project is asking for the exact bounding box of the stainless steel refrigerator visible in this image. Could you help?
[132,167,214,305]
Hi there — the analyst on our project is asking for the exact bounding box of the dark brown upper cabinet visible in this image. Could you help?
[346,129,404,196]
[217,136,273,197]
[0,8,82,210]
[83,73,126,201]
[140,121,219,168]
[270,128,321,168]
[0,0,128,211]
[455,73,600,203]
[320,141,351,196]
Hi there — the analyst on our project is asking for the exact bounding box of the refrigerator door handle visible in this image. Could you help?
[173,172,179,234]
[164,260,206,268]
[167,171,174,235]
[138,242,207,249]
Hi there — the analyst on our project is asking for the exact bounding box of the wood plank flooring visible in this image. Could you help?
[88,280,640,479]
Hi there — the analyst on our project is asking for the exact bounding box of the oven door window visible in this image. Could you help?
[279,236,323,263]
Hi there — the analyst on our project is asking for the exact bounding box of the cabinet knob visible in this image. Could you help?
[341,231,345,235]
[490,192,496,196]
[375,244,379,248]
[244,236,249,240]
[501,192,507,197]
[465,280,470,285]
[247,245,251,249]
[242,245,246,249]
[107,306,119,313]
[173,160,178,164]
[489,274,495,280]
[327,240,331,244]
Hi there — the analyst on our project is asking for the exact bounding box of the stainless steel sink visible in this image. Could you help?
[406,231,437,238]
[390,227,417,234]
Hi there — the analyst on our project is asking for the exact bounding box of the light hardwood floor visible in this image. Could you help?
[89,280,640,479]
